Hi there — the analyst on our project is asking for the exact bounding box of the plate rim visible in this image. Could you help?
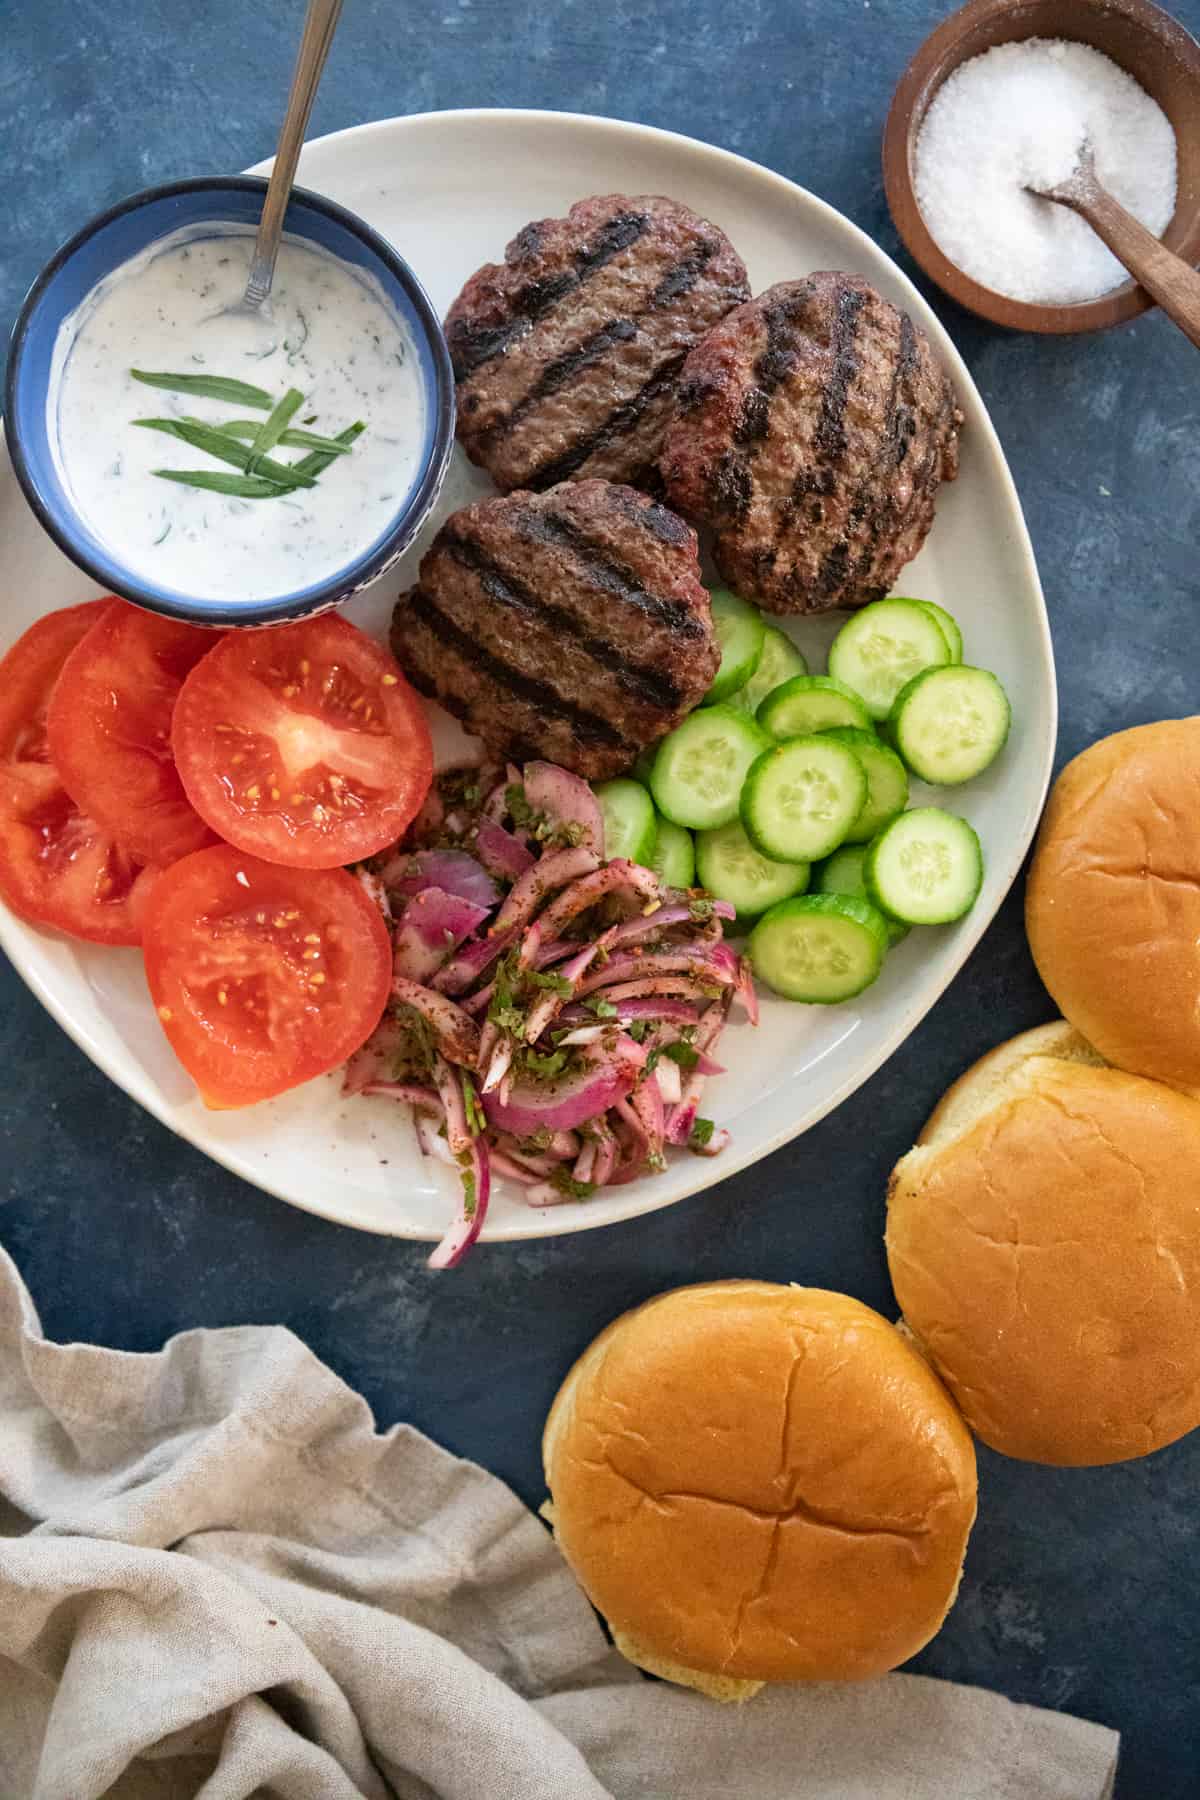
[0,106,1057,1243]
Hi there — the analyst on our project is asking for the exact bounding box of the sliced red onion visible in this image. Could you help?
[432,1051,473,1156]
[354,866,392,925]
[523,761,605,857]
[605,899,735,947]
[359,1079,442,1111]
[557,997,702,1028]
[481,1037,515,1096]
[592,1129,617,1188]
[522,936,605,1043]
[493,846,600,934]
[492,1135,568,1177]
[463,983,495,1017]
[393,888,490,983]
[602,975,730,1005]
[519,861,659,967]
[556,1024,609,1046]
[573,1140,598,1185]
[384,848,499,911]
[489,1150,543,1186]
[436,924,517,996]
[631,1075,665,1162]
[428,1133,491,1270]
[655,1057,683,1105]
[342,1013,404,1095]
[693,1126,731,1157]
[736,955,760,1025]
[476,817,535,882]
[393,978,482,1070]
[416,1113,455,1163]
[524,1181,577,1208]
[574,948,733,998]
[695,1050,726,1076]
[481,1035,645,1138]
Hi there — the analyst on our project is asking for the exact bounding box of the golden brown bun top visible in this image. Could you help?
[888,1024,1200,1467]
[1026,719,1200,1092]
[543,1281,976,1685]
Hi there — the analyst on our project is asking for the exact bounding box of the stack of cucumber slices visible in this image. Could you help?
[594,591,1011,1006]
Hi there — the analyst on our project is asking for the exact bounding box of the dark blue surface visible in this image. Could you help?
[6,175,455,628]
[3,3,1199,1795]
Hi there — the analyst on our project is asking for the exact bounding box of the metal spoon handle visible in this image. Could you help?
[244,0,345,309]
[1049,163,1200,354]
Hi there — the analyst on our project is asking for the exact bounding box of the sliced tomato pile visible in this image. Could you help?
[172,614,433,869]
[0,600,434,1107]
[0,602,159,944]
[48,606,221,865]
[142,846,392,1107]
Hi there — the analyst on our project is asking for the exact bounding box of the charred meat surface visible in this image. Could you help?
[446,194,749,493]
[390,479,719,780]
[660,272,963,615]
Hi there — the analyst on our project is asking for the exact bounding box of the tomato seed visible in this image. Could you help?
[157,1006,173,1022]
[381,673,398,687]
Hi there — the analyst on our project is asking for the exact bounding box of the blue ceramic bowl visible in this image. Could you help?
[5,176,455,628]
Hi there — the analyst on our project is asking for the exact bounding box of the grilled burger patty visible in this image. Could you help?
[660,272,963,615]
[446,194,749,494]
[390,480,718,780]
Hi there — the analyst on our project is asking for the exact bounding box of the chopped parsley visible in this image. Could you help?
[518,1126,553,1153]
[522,1046,569,1080]
[664,1041,700,1070]
[689,1116,716,1149]
[526,969,572,997]
[461,1072,485,1137]
[627,1020,650,1043]
[506,782,534,827]
[582,995,618,1019]
[688,896,716,922]
[551,1167,596,1200]
[457,1156,478,1218]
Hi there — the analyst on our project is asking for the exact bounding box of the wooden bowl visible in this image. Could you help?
[883,0,1200,332]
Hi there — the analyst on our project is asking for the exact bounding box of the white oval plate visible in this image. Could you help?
[0,110,1055,1243]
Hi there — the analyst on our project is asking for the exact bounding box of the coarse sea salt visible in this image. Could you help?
[914,38,1177,305]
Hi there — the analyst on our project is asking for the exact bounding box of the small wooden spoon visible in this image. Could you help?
[1028,143,1200,349]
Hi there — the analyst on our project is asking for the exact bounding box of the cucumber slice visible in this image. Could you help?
[735,625,808,715]
[756,674,873,739]
[827,599,952,721]
[822,727,909,843]
[594,778,657,864]
[814,843,909,944]
[706,590,766,703]
[695,819,809,918]
[889,665,1011,786]
[907,599,963,665]
[649,705,771,831]
[749,893,889,1002]
[865,808,983,924]
[741,736,867,863]
[650,816,696,889]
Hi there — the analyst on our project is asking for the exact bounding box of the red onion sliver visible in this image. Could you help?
[432,1052,473,1155]
[359,1080,441,1111]
[393,888,490,983]
[382,848,500,910]
[601,976,728,1004]
[519,861,659,966]
[428,1133,491,1270]
[476,817,535,882]
[655,1057,683,1105]
[433,924,518,996]
[605,899,734,947]
[489,1150,543,1186]
[482,1036,645,1138]
[393,978,482,1069]
[342,1014,404,1095]
[523,761,606,858]
[494,846,599,934]
[693,1126,731,1157]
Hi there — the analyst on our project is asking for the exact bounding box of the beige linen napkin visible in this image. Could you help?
[0,1243,1118,1800]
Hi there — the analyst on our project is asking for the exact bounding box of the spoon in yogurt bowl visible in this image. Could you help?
[219,0,345,347]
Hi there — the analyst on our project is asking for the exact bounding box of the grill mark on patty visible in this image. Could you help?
[448,210,649,379]
[521,351,689,490]
[510,504,706,637]
[402,589,630,751]
[609,489,692,547]
[440,529,683,709]
[712,288,814,523]
[781,284,867,589]
[478,240,720,452]
[845,311,919,593]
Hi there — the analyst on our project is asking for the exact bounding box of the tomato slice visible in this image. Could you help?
[171,615,433,869]
[141,844,392,1107]
[0,602,158,945]
[47,602,221,866]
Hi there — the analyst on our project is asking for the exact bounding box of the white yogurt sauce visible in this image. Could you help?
[48,225,426,601]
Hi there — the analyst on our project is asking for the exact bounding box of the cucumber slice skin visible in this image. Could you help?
[706,590,767,703]
[650,816,696,889]
[741,736,868,864]
[594,778,658,864]
[814,843,909,944]
[827,599,952,721]
[889,665,1012,786]
[756,674,873,739]
[748,893,889,1003]
[735,626,808,715]
[696,818,809,919]
[649,705,772,831]
[905,598,963,664]
[864,807,983,925]
[821,727,910,843]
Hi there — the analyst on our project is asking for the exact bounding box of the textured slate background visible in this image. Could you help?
[3,1,1199,1794]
